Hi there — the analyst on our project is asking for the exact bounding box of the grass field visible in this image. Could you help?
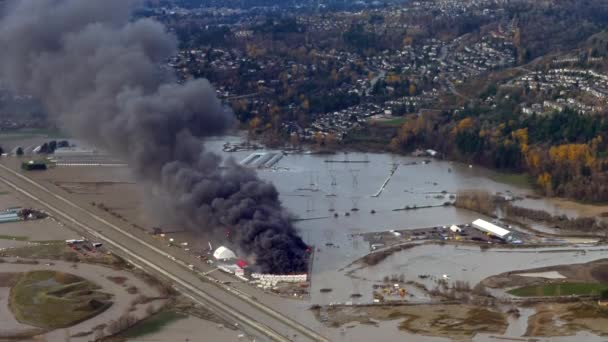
[492,172,533,188]
[0,242,67,259]
[508,282,608,297]
[121,310,187,338]
[9,270,111,329]
[0,235,28,241]
[372,117,407,127]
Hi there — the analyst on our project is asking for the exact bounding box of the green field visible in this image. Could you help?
[492,172,533,188]
[121,310,187,338]
[0,235,28,241]
[373,117,407,127]
[0,242,67,259]
[508,282,608,297]
[9,270,112,329]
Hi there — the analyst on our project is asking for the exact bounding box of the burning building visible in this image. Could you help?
[0,0,307,274]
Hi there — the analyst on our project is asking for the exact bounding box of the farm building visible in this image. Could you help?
[472,219,510,239]
[0,212,20,223]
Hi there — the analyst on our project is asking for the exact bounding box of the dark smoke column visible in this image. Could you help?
[0,0,308,273]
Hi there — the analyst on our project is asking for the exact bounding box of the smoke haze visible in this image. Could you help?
[0,0,308,273]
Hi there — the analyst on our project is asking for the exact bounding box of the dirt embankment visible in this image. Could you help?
[359,244,416,266]
[504,203,608,235]
[481,259,608,289]
[312,304,508,339]
[527,302,608,337]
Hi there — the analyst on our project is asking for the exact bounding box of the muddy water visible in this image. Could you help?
[202,137,608,305]
[345,244,607,304]
[207,137,608,340]
[16,135,608,341]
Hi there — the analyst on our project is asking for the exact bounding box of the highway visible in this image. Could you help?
[0,162,330,342]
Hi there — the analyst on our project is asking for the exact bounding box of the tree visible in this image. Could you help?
[248,117,262,133]
[408,83,417,96]
[314,132,325,147]
[289,133,300,148]
[38,143,49,154]
[15,147,23,156]
[325,133,338,146]
[537,172,552,195]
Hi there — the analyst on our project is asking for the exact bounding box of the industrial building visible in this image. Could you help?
[472,219,510,239]
[240,152,284,169]
[0,211,20,223]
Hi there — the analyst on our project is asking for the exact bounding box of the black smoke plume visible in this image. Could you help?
[0,0,308,273]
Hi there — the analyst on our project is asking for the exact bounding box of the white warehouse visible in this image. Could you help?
[472,219,510,239]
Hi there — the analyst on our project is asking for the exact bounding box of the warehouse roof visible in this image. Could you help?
[472,219,510,238]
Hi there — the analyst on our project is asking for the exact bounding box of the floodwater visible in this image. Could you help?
[208,136,608,341]
[16,134,608,341]
[348,244,608,302]
[204,136,608,304]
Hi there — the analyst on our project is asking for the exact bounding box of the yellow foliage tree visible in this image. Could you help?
[537,172,552,195]
[524,148,541,171]
[249,117,262,132]
[452,117,474,135]
[408,83,417,96]
[511,128,529,154]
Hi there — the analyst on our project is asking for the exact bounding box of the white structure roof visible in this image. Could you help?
[450,225,461,232]
[472,219,510,238]
[213,246,236,260]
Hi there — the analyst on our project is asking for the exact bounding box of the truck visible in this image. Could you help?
[21,160,47,171]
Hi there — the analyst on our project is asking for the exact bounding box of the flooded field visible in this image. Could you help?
[202,137,608,307]
[345,244,608,302]
[5,134,608,341]
[14,136,608,302]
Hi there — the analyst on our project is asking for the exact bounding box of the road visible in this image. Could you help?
[0,162,330,342]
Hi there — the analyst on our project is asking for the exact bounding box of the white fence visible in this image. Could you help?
[251,273,307,283]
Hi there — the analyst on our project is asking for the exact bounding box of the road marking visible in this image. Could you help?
[0,170,289,342]
[203,268,219,276]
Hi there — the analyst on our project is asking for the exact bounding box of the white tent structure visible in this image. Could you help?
[213,246,237,261]
[472,219,510,239]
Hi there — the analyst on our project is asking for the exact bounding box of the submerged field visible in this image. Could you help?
[508,283,608,297]
[314,304,508,339]
[9,270,112,329]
